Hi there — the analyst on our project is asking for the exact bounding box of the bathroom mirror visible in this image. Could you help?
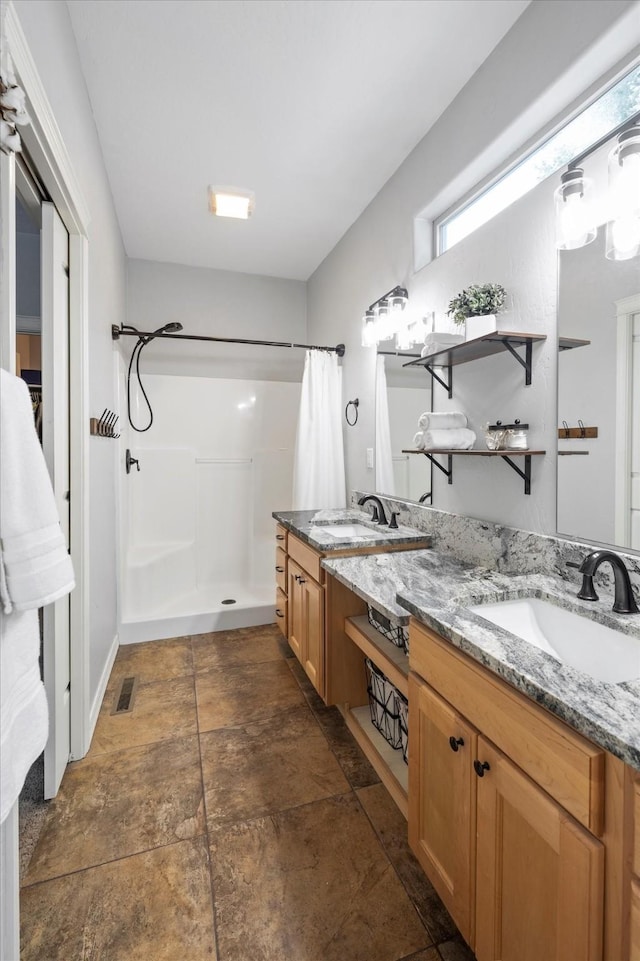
[557,227,639,551]
[375,351,432,503]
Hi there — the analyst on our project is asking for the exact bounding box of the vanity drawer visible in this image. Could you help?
[275,547,287,594]
[275,588,287,638]
[409,620,605,835]
[275,524,288,550]
[287,534,323,584]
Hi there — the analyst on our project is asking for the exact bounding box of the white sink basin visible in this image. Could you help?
[318,524,380,539]
[469,597,640,684]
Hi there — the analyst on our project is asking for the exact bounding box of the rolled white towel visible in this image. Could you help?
[423,332,464,347]
[412,430,425,450]
[422,428,476,450]
[418,411,468,430]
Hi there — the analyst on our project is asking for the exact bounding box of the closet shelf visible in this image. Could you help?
[402,449,546,496]
[402,331,547,398]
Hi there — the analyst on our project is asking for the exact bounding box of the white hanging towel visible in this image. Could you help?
[418,411,468,431]
[0,370,75,824]
[292,351,346,509]
[375,356,394,495]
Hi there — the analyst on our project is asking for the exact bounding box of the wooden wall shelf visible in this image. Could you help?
[402,449,546,495]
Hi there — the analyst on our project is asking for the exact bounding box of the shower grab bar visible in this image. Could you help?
[112,325,345,356]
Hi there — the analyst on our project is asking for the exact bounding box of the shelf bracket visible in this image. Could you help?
[422,452,453,484]
[501,454,532,494]
[500,338,533,386]
[425,364,453,398]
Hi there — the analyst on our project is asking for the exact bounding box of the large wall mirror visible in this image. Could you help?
[557,227,639,551]
[375,352,432,503]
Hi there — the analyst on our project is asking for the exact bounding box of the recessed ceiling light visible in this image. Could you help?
[208,186,255,220]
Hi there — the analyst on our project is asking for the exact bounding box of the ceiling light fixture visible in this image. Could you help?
[208,186,255,220]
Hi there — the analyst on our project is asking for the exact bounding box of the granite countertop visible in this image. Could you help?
[321,549,640,771]
[272,508,432,552]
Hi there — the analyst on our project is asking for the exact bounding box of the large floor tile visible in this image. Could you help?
[107,636,193,692]
[23,736,204,884]
[195,658,306,731]
[209,793,431,961]
[193,625,286,674]
[437,939,477,961]
[357,783,459,944]
[90,675,198,756]
[201,705,349,826]
[21,838,217,961]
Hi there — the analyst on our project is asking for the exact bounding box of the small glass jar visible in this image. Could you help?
[504,425,529,450]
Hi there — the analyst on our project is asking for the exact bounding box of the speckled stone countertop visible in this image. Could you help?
[321,549,640,771]
[272,508,432,552]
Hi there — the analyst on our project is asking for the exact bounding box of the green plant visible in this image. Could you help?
[447,283,507,326]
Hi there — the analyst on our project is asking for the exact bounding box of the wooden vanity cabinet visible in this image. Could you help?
[409,619,606,961]
[287,557,324,693]
[274,525,288,638]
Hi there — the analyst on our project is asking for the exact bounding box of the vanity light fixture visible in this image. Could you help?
[208,186,255,219]
[554,168,597,250]
[361,285,409,346]
[605,124,640,261]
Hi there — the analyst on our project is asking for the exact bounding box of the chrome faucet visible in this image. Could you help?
[577,550,639,614]
[357,494,388,526]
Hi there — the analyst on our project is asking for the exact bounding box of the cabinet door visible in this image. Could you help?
[287,559,304,661]
[630,878,640,961]
[408,674,478,945]
[475,736,604,961]
[302,574,324,696]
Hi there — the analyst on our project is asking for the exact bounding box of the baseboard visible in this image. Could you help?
[88,633,119,742]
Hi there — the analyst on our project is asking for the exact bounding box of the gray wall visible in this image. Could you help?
[14,0,127,708]
[307,0,640,535]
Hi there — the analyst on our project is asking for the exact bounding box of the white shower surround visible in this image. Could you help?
[118,372,300,644]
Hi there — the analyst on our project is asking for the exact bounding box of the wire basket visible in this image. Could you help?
[396,691,409,765]
[364,657,402,750]
[367,605,409,655]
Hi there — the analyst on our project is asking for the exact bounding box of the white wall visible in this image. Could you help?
[307,0,640,536]
[126,258,307,382]
[13,0,127,703]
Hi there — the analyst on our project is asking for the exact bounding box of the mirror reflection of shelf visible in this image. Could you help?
[402,448,546,495]
[558,337,591,351]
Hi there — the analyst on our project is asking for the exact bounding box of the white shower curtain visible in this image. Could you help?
[375,355,395,495]
[292,350,346,509]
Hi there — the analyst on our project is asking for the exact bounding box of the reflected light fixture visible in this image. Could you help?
[361,285,409,346]
[208,185,255,219]
[554,168,597,250]
[606,124,640,261]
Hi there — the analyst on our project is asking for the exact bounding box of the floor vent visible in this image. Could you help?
[112,676,138,715]
[221,598,236,605]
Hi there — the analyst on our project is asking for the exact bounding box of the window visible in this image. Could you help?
[437,62,640,255]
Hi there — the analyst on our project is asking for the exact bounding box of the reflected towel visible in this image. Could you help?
[421,332,463,357]
[418,411,468,430]
[422,428,476,450]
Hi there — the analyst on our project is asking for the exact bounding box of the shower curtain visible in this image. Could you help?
[375,355,395,495]
[292,350,346,509]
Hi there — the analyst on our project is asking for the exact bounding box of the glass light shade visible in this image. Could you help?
[554,169,597,250]
[374,299,395,341]
[395,325,415,350]
[361,311,378,347]
[605,127,640,261]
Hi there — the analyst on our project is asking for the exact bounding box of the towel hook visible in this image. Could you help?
[345,398,359,427]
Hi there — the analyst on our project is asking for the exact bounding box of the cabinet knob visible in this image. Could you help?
[474,760,491,778]
[449,736,464,752]
[298,577,306,584]
[275,566,284,573]
[275,609,284,618]
[276,534,285,540]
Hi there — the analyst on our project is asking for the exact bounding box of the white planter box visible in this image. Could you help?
[464,314,498,341]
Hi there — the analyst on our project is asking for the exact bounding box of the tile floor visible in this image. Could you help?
[20,624,475,961]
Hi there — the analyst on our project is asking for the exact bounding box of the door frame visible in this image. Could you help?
[614,293,640,548]
[3,0,91,761]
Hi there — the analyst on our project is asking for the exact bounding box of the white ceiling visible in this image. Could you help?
[66,0,530,281]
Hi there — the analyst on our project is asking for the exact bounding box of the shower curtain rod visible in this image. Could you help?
[111,325,345,356]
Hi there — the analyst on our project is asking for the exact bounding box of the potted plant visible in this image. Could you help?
[447,283,507,341]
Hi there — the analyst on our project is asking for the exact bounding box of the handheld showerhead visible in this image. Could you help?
[139,322,183,345]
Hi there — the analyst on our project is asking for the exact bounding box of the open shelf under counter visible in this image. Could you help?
[344,615,408,697]
[342,704,408,818]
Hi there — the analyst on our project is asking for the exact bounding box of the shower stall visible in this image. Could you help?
[117,368,301,643]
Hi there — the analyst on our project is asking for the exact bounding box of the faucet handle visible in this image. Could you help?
[369,505,380,523]
[389,512,400,529]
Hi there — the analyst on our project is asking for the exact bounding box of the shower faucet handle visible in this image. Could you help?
[126,449,140,474]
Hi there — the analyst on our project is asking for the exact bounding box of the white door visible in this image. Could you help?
[41,201,71,798]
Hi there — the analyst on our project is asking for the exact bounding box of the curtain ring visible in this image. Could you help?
[345,398,359,426]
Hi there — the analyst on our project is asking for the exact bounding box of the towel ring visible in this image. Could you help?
[345,398,359,427]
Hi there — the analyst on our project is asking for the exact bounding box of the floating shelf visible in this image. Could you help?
[402,448,546,495]
[403,331,547,397]
[559,337,591,351]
